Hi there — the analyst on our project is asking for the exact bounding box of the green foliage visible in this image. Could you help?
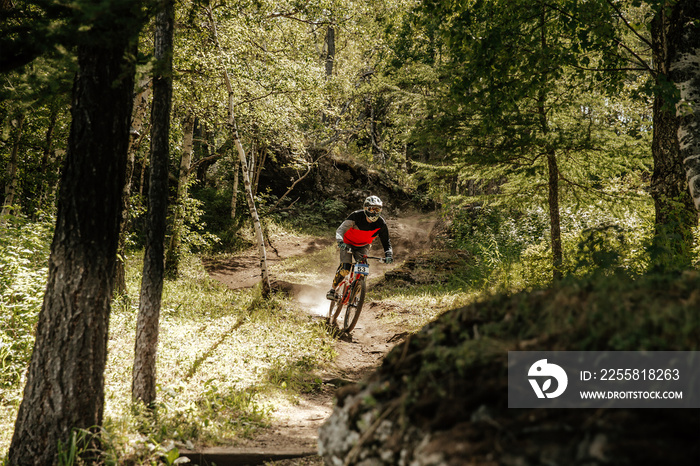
[174,196,220,254]
[56,429,96,466]
[447,198,653,291]
[0,98,70,219]
[271,198,348,233]
[0,215,53,388]
[381,0,654,222]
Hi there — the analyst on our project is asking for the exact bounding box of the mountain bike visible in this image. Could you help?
[327,249,386,333]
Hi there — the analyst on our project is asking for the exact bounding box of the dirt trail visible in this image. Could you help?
[191,213,439,465]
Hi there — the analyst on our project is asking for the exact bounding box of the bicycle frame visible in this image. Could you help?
[328,249,385,332]
[338,260,367,305]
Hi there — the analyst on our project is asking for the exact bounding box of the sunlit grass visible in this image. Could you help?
[0,390,21,458]
[101,252,337,458]
[368,281,480,332]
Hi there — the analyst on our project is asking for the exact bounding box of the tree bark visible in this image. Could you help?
[231,157,239,219]
[252,144,266,196]
[325,25,335,77]
[165,111,195,277]
[36,104,59,215]
[650,2,697,270]
[671,0,700,216]
[132,0,174,406]
[207,5,271,297]
[115,76,153,296]
[538,7,562,281]
[8,9,141,464]
[321,25,335,125]
[547,151,562,280]
[0,113,24,226]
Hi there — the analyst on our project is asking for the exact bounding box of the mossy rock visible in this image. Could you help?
[319,271,700,465]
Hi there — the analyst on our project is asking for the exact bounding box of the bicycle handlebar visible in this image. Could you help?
[342,245,388,263]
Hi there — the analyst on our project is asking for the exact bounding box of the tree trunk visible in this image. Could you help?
[0,113,24,226]
[139,150,148,197]
[547,151,562,280]
[325,25,335,77]
[115,76,152,296]
[207,6,271,297]
[252,145,266,196]
[8,11,141,464]
[231,158,239,219]
[248,139,256,191]
[132,0,174,406]
[650,2,697,270]
[321,25,335,125]
[165,111,195,277]
[671,0,700,217]
[538,7,562,281]
[36,105,59,215]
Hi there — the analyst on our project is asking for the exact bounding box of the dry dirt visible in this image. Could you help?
[187,213,440,465]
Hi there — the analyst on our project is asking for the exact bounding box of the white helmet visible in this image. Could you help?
[363,195,383,222]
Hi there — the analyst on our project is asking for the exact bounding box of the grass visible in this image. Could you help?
[0,247,338,463]
[368,285,478,332]
[101,253,337,453]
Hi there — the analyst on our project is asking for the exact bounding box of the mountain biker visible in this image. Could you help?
[326,195,393,300]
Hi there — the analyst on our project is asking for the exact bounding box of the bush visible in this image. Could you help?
[448,204,549,288]
[0,214,53,389]
[447,201,653,290]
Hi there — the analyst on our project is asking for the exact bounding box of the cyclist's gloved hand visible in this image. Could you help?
[385,251,393,264]
[338,241,349,251]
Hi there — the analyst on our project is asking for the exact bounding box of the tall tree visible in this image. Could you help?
[400,0,630,280]
[132,0,175,406]
[165,111,195,277]
[0,113,24,226]
[7,0,144,462]
[673,0,700,211]
[649,0,697,269]
[207,4,271,297]
[116,76,152,296]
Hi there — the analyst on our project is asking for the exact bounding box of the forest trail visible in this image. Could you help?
[191,213,440,465]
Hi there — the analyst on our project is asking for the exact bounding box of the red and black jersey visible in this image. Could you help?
[336,210,392,253]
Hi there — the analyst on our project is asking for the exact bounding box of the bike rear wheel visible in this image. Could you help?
[343,277,366,332]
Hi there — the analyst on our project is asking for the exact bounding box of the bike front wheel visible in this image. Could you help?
[328,283,346,323]
[343,277,366,332]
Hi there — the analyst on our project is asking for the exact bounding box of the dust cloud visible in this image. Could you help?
[296,286,331,318]
[388,214,438,257]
